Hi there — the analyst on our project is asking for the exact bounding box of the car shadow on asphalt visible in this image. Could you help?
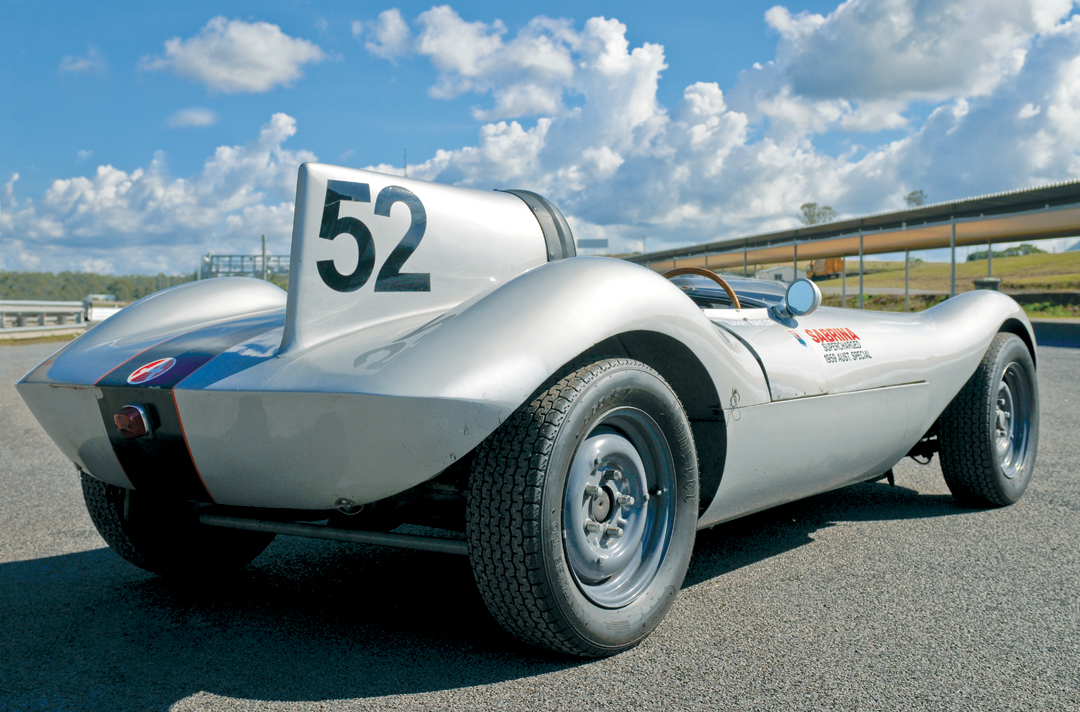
[0,480,966,711]
[686,480,963,587]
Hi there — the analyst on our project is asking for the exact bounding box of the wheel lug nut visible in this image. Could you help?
[605,524,624,537]
[584,484,599,498]
[584,519,599,532]
[616,494,634,507]
[606,469,622,481]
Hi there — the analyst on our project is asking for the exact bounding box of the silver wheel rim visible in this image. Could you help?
[562,407,677,608]
[996,362,1031,480]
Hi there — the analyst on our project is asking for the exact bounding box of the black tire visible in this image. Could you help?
[938,333,1039,507]
[81,471,275,575]
[466,358,698,657]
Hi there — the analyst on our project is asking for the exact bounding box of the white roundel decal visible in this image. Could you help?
[127,357,177,384]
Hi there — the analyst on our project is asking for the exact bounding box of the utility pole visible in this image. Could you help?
[904,249,910,312]
[858,232,864,309]
[404,148,408,178]
[261,235,268,281]
[841,255,846,308]
[950,218,956,297]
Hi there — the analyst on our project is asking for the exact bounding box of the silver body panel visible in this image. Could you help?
[699,294,1028,527]
[17,163,1036,529]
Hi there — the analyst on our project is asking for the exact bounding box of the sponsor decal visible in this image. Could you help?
[789,330,808,347]
[127,357,177,384]
[804,327,860,343]
[804,327,872,364]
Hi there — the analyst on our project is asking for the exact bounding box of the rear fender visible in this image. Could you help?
[179,258,769,509]
[23,278,286,387]
[368,257,771,413]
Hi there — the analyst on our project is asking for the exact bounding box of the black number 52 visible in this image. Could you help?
[316,179,431,293]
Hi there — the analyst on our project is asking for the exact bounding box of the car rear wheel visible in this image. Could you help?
[466,358,699,657]
[81,471,275,575]
[938,333,1039,507]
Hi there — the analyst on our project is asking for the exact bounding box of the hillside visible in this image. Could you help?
[845,252,1080,292]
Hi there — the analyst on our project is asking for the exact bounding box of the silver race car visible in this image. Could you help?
[18,163,1039,657]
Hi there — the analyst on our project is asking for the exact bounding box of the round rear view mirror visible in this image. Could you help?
[785,278,822,317]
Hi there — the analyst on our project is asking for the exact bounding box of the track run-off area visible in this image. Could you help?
[1,340,1077,712]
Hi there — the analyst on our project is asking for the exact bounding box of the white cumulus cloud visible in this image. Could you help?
[765,0,1073,102]
[59,45,106,76]
[140,17,325,94]
[1018,102,1043,118]
[359,4,1080,254]
[358,6,580,120]
[0,114,313,273]
[167,108,218,128]
[13,3,1080,271]
[354,9,412,59]
[728,0,1077,135]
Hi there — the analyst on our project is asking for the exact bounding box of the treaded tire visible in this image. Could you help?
[938,333,1039,507]
[81,471,275,575]
[466,358,698,657]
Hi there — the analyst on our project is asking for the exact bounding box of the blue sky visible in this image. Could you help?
[3,0,1080,273]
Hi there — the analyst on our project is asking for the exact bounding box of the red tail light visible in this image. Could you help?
[114,404,152,439]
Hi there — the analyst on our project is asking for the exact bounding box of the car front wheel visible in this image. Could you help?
[938,333,1039,507]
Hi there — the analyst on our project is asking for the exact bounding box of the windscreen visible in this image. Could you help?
[668,274,786,309]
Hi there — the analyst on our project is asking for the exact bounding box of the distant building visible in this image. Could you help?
[83,296,127,322]
[754,265,807,283]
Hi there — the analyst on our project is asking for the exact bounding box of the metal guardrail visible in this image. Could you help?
[199,253,290,279]
[0,300,88,339]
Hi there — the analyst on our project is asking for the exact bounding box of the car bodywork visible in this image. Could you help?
[18,163,1036,533]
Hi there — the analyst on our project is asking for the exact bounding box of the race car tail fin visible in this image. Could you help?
[279,163,572,354]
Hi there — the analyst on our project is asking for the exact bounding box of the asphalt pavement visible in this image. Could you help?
[1,341,1077,712]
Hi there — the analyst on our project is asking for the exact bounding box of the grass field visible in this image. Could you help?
[836,251,1080,292]
[0,333,80,347]
[819,292,1080,317]
[742,251,1080,315]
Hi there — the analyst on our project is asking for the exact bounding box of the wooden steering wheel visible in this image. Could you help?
[662,267,741,309]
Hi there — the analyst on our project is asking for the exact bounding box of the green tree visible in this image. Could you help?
[905,190,926,207]
[800,202,839,226]
[967,243,1047,262]
[107,277,136,302]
